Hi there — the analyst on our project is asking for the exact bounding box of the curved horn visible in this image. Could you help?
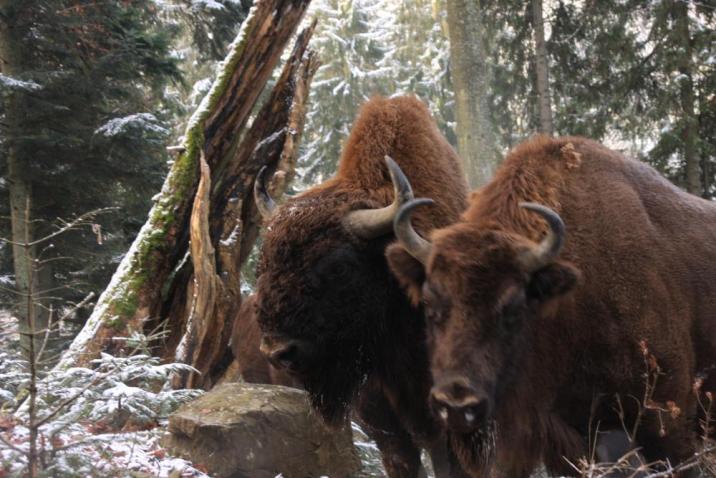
[254,166,276,220]
[342,156,415,239]
[518,202,565,272]
[394,198,434,264]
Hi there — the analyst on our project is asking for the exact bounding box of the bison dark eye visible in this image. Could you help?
[330,262,349,278]
[422,283,448,325]
[425,306,447,326]
[497,286,526,325]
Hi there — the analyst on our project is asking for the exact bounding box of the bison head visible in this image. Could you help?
[254,157,414,425]
[387,197,579,437]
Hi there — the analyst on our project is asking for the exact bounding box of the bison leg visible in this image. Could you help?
[365,419,424,477]
[355,389,426,478]
[595,429,647,477]
[637,413,698,471]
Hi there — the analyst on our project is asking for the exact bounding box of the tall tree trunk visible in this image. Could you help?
[672,0,701,197]
[446,0,500,187]
[532,0,553,136]
[0,2,48,356]
[53,0,313,372]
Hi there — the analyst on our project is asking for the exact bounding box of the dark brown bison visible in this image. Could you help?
[254,96,469,477]
[230,294,297,387]
[388,136,716,476]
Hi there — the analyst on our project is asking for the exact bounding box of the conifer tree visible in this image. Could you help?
[0,0,181,347]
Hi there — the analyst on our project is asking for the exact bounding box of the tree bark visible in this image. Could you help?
[0,2,49,357]
[671,0,701,196]
[446,0,500,187]
[53,0,313,372]
[532,0,553,136]
[170,24,319,389]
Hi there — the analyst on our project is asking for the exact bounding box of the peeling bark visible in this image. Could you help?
[54,0,313,372]
[170,23,319,388]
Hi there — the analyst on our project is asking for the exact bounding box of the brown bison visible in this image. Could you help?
[388,136,716,476]
[254,96,469,477]
[230,294,297,387]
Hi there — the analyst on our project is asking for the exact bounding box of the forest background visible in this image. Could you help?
[0,0,713,474]
[1,0,713,330]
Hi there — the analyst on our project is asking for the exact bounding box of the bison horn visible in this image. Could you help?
[254,166,276,220]
[518,202,565,272]
[342,156,415,239]
[394,198,434,265]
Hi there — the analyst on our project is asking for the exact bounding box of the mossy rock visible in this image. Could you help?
[164,383,360,478]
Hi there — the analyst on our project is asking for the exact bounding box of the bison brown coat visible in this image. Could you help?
[230,294,297,387]
[388,136,716,476]
[254,96,470,477]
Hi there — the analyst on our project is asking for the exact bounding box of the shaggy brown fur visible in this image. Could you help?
[388,135,716,476]
[255,96,469,477]
[230,294,297,387]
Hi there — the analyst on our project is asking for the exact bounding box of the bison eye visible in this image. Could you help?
[425,306,447,326]
[497,286,526,323]
[422,283,448,325]
[328,262,349,279]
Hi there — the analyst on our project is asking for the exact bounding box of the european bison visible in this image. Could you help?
[230,294,297,387]
[388,136,716,476]
[254,96,469,477]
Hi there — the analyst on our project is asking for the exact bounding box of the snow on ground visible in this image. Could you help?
[1,424,209,477]
[0,309,393,478]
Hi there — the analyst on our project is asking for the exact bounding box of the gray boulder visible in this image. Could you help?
[164,382,360,478]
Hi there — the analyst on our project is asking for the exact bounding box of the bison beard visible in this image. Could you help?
[301,338,371,425]
[450,423,496,477]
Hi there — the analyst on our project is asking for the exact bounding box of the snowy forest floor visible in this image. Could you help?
[0,309,394,478]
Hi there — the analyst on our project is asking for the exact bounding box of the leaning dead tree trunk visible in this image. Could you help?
[53,0,314,378]
[172,25,319,388]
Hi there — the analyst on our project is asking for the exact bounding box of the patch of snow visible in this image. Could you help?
[0,74,41,92]
[188,77,213,106]
[219,224,241,247]
[0,274,14,286]
[192,0,225,10]
[95,113,169,138]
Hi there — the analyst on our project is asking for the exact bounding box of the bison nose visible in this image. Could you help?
[430,376,490,432]
[260,337,302,371]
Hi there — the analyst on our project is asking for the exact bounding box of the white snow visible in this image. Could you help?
[219,224,241,247]
[0,74,41,92]
[192,0,225,10]
[189,77,213,106]
[95,113,169,138]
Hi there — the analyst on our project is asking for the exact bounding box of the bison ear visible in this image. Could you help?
[526,260,580,302]
[386,242,425,307]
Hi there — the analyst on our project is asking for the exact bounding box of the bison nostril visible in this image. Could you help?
[463,400,489,424]
[448,381,475,401]
[430,376,480,407]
